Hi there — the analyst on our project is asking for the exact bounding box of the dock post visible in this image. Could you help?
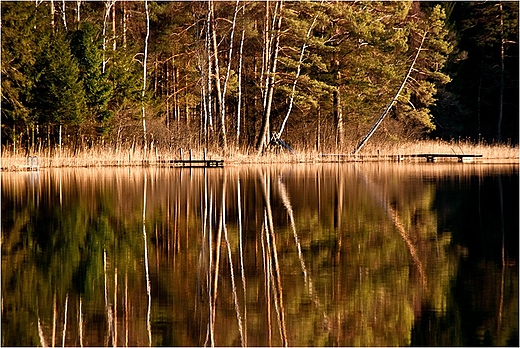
[179,148,183,160]
[204,148,207,161]
[189,149,193,162]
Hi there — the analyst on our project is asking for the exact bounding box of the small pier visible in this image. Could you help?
[412,153,483,163]
[320,153,483,163]
[158,149,224,168]
[159,159,224,168]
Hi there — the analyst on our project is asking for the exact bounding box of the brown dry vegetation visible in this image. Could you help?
[1,139,518,171]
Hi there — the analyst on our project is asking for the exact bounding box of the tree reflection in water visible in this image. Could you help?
[1,164,518,346]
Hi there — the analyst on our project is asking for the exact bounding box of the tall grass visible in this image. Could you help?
[1,139,518,170]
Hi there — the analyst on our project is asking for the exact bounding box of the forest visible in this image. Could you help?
[1,1,518,156]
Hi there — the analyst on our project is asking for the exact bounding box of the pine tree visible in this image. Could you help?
[31,31,87,148]
[1,1,49,150]
[69,22,113,137]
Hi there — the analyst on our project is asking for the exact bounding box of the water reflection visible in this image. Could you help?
[2,163,518,346]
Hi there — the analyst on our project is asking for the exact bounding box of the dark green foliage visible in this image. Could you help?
[31,32,87,130]
[1,2,49,146]
[69,22,113,136]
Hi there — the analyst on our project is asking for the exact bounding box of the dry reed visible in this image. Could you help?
[1,139,518,170]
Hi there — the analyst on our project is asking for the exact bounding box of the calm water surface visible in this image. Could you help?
[2,163,518,346]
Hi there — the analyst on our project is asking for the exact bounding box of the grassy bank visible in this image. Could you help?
[1,139,518,171]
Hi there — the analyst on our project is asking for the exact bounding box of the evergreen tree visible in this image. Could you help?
[69,22,113,137]
[31,31,87,147]
[1,1,49,150]
[388,3,453,140]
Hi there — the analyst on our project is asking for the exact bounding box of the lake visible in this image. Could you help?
[2,163,518,346]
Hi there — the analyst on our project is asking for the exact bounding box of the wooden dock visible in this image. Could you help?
[320,153,483,163]
[158,149,224,168]
[158,159,224,168]
[412,153,483,162]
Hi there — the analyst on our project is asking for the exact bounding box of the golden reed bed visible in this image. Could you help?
[1,140,518,171]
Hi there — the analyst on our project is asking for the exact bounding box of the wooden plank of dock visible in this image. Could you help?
[412,154,483,162]
[320,153,483,163]
[173,159,224,167]
[158,159,224,168]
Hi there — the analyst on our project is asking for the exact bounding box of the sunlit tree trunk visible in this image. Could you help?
[142,0,150,158]
[256,0,284,154]
[204,5,214,146]
[102,1,114,73]
[61,0,67,30]
[236,13,245,149]
[497,1,504,142]
[50,0,55,29]
[220,0,241,153]
[112,1,117,51]
[76,0,81,24]
[333,48,344,150]
[209,0,227,151]
[122,1,127,48]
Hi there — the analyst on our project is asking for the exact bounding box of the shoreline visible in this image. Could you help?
[2,147,518,172]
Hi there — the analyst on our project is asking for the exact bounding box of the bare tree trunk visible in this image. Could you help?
[333,84,344,150]
[122,1,127,48]
[58,124,62,153]
[112,1,117,51]
[256,0,284,154]
[76,0,81,24]
[50,0,55,29]
[316,107,321,152]
[61,0,67,30]
[260,1,270,111]
[236,10,245,149]
[102,1,113,73]
[209,0,227,151]
[497,1,504,142]
[220,0,241,153]
[205,6,214,145]
[142,0,150,158]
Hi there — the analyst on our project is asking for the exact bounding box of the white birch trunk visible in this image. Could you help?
[209,0,227,151]
[236,8,245,149]
[220,0,241,152]
[76,0,81,23]
[112,1,117,51]
[256,0,284,153]
[50,0,55,29]
[497,1,504,142]
[142,0,150,158]
[61,0,67,30]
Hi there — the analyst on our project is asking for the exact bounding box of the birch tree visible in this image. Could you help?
[256,0,284,154]
[235,4,246,149]
[209,0,226,151]
[141,0,150,157]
